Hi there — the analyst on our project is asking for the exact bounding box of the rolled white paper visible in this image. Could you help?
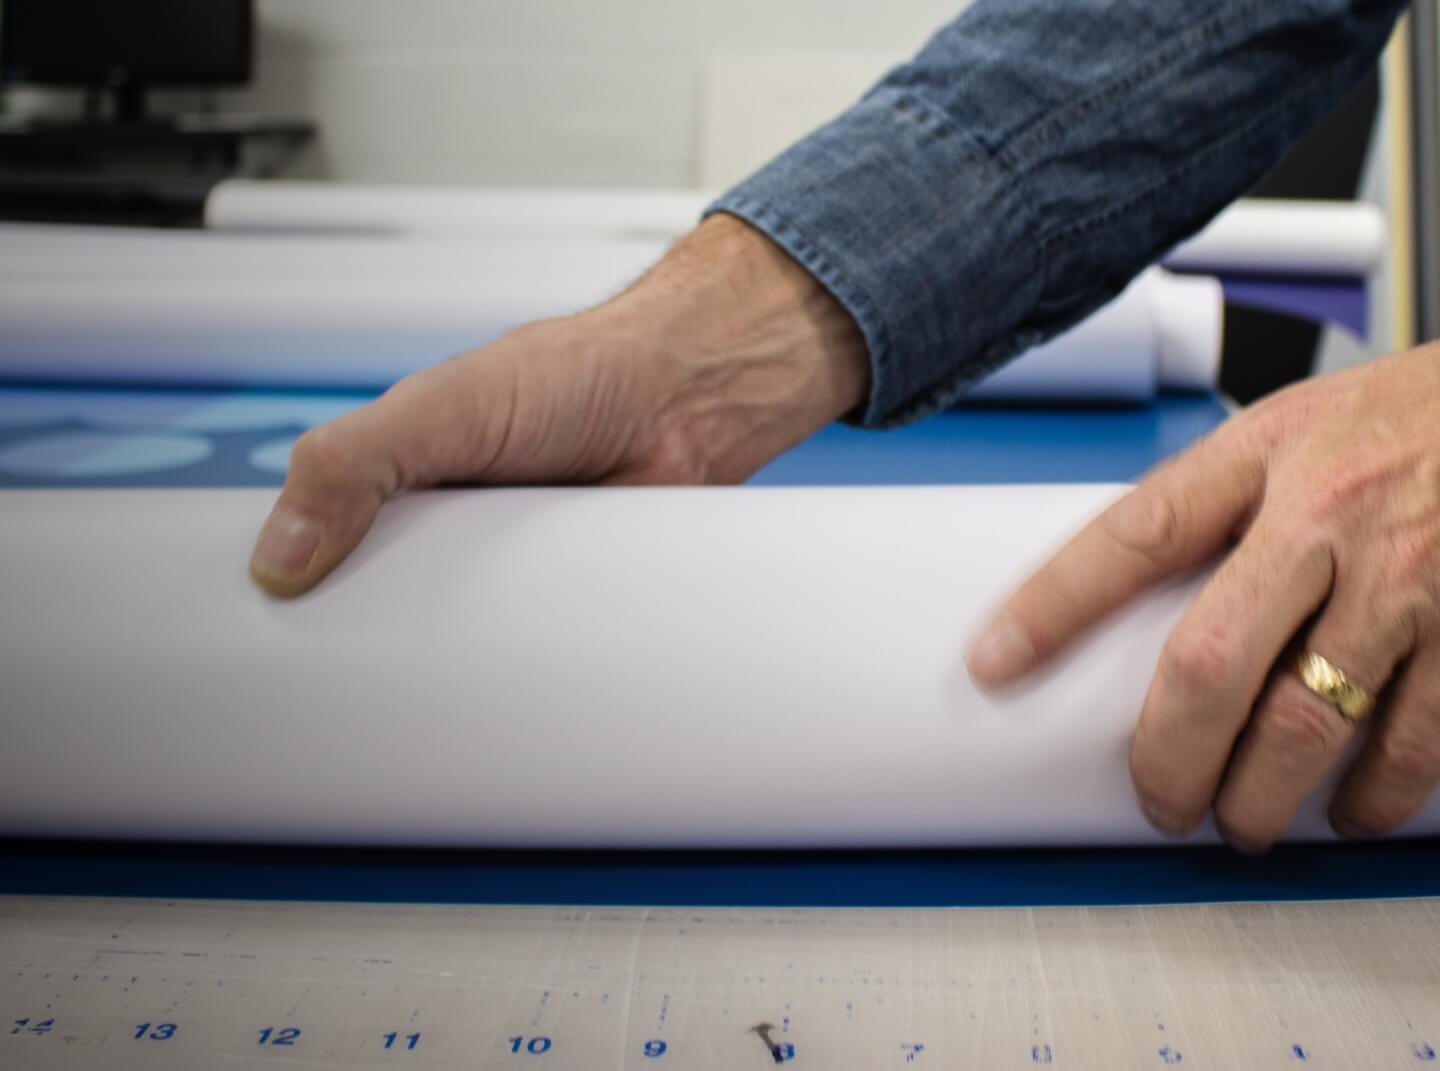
[2,485,1432,847]
[1166,199,1385,277]
[0,223,1217,400]
[205,182,1386,279]
[970,270,1221,401]
[0,226,669,388]
[206,180,715,240]
[0,221,669,281]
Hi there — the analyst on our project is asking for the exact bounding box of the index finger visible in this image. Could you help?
[966,429,1263,688]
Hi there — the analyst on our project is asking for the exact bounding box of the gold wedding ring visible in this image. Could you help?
[1294,650,1375,723]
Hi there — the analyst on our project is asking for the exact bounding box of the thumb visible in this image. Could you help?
[248,361,487,596]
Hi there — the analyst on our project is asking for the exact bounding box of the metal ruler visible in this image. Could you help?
[3,895,1439,1069]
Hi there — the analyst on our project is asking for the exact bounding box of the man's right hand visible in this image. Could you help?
[248,214,870,597]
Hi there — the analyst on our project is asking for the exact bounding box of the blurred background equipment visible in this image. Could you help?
[0,0,312,224]
[2,0,254,123]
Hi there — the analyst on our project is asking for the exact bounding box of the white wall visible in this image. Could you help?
[2,0,969,185]
[210,0,970,187]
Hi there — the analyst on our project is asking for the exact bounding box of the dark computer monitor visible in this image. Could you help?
[0,0,254,121]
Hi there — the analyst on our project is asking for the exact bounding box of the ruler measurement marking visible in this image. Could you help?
[4,897,1440,1068]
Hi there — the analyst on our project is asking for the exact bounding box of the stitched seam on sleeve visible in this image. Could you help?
[881,87,1043,255]
[884,50,1372,424]
[1035,52,1369,257]
[994,0,1275,167]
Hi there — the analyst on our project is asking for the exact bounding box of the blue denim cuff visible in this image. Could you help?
[705,0,1405,430]
[706,86,1043,429]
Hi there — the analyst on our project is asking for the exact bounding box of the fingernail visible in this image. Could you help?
[251,509,321,580]
[1140,799,1192,838]
[967,617,1035,684]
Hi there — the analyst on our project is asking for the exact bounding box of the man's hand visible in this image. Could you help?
[249,215,869,596]
[968,344,1440,851]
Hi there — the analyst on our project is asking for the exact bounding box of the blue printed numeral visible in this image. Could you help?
[509,1036,552,1055]
[258,1027,301,1046]
[134,1022,177,1040]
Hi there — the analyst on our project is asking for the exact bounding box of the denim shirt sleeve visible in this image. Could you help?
[705,0,1408,428]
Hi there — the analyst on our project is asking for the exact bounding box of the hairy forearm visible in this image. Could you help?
[593,213,870,482]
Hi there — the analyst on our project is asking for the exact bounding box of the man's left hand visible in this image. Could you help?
[968,344,1440,852]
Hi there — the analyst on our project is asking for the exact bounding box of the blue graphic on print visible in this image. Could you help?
[0,388,370,488]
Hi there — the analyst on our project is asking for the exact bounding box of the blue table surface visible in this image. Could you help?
[7,385,1433,909]
[0,385,1227,488]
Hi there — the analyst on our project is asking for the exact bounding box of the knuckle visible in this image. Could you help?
[1100,485,1181,565]
[642,403,722,484]
[1373,726,1440,790]
[645,428,713,485]
[1302,459,1388,529]
[1279,525,1333,575]
[1245,393,1287,437]
[1240,385,1306,450]
[1157,624,1239,697]
[1251,688,1348,767]
[288,425,362,490]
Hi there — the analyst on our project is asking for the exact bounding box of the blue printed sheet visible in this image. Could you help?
[0,384,1229,489]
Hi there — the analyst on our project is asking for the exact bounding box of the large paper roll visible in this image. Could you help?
[970,270,1220,399]
[1166,199,1385,276]
[0,225,669,388]
[0,224,1218,400]
[0,222,669,282]
[2,485,1432,847]
[206,180,715,240]
[206,182,1386,278]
